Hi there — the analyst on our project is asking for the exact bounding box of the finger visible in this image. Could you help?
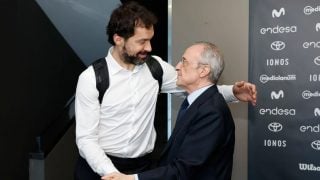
[236,81,245,87]
[250,84,257,94]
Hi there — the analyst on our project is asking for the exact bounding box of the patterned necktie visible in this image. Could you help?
[176,98,189,123]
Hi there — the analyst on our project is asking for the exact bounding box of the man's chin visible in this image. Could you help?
[134,56,150,65]
[176,81,182,87]
[134,59,146,65]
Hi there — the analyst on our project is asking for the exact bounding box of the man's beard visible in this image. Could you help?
[122,47,150,65]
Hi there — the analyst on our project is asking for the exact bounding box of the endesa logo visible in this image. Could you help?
[303,41,320,49]
[271,41,286,51]
[260,74,296,84]
[268,122,283,132]
[271,90,284,99]
[272,8,285,18]
[300,124,320,133]
[304,6,320,15]
[259,107,296,116]
[299,163,320,172]
[302,90,320,99]
[260,25,297,35]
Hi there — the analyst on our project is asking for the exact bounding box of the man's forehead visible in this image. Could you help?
[132,26,154,39]
[185,45,202,57]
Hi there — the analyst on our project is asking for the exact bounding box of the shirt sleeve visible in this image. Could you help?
[152,56,184,94]
[152,56,237,102]
[217,85,238,103]
[75,66,119,176]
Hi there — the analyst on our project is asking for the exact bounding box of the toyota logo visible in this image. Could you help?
[311,140,320,150]
[268,122,283,132]
[271,41,286,51]
[314,56,320,66]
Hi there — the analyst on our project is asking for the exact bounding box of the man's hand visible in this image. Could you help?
[233,81,257,106]
[101,172,134,180]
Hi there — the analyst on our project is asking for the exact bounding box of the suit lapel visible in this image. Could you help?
[161,85,219,157]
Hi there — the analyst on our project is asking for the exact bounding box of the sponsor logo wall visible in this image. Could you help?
[249,0,320,179]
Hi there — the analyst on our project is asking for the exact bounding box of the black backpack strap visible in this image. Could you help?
[92,58,109,104]
[146,56,163,94]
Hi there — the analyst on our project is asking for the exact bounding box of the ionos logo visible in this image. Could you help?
[271,41,286,51]
[315,108,320,117]
[299,163,320,171]
[259,107,296,116]
[314,56,320,65]
[267,58,289,66]
[268,122,283,132]
[316,23,320,32]
[302,90,320,99]
[309,74,320,82]
[272,7,285,18]
[271,90,284,99]
[304,6,320,15]
[264,139,286,147]
[311,140,320,150]
[260,25,297,35]
[300,124,320,133]
[260,74,296,84]
[303,41,320,48]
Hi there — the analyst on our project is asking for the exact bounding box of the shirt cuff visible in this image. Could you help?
[134,174,139,180]
[227,85,239,103]
[218,85,238,103]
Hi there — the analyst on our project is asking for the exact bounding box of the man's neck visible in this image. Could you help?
[186,81,213,94]
[111,46,135,71]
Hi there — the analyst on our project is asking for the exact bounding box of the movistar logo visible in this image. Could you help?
[271,90,284,99]
[272,8,285,18]
[315,108,320,117]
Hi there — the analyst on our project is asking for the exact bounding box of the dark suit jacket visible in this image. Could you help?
[138,85,235,180]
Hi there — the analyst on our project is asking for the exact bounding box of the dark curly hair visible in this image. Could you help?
[106,1,157,45]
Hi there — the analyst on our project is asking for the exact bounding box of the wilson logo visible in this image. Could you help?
[272,8,285,18]
[271,90,284,99]
[299,163,320,171]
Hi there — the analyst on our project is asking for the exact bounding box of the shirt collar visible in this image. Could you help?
[106,47,144,75]
[187,84,214,106]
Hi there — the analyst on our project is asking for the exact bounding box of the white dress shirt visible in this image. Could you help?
[187,84,213,106]
[75,47,236,176]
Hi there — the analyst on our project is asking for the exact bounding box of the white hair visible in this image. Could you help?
[196,42,224,83]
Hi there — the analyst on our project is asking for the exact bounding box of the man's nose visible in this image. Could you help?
[144,41,152,52]
[175,61,182,71]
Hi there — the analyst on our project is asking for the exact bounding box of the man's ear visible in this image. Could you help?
[199,65,211,78]
[113,34,124,46]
